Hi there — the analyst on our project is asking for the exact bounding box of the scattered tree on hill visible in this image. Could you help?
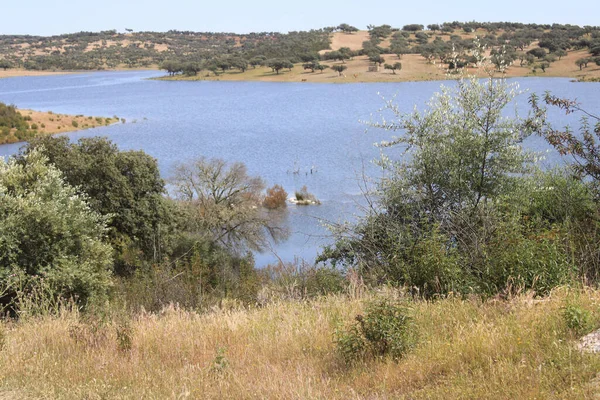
[337,23,359,34]
[402,24,424,32]
[368,25,393,39]
[554,49,567,60]
[332,64,347,76]
[315,64,329,73]
[575,58,590,70]
[384,62,402,74]
[369,54,385,66]
[527,47,547,59]
[0,59,12,71]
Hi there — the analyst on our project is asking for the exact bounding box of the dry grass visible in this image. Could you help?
[1,287,600,399]
[0,69,71,79]
[0,109,120,145]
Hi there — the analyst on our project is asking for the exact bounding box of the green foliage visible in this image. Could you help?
[384,62,402,74]
[0,150,113,310]
[335,297,413,363]
[260,262,347,300]
[331,64,347,76]
[116,238,259,311]
[563,304,592,336]
[20,136,172,275]
[320,76,580,298]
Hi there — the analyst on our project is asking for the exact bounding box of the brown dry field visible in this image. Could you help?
[0,69,73,79]
[0,109,120,145]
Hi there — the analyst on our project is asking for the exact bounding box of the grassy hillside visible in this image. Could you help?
[1,287,600,399]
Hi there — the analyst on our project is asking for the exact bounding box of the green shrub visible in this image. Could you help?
[71,120,79,128]
[0,150,113,312]
[335,297,413,363]
[563,304,592,336]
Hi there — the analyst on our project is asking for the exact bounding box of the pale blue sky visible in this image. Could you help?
[3,0,599,36]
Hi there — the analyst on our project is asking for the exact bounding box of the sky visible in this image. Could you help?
[2,0,600,36]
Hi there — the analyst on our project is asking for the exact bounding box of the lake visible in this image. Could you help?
[1,71,599,266]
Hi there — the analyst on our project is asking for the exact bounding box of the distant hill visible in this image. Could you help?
[0,22,599,81]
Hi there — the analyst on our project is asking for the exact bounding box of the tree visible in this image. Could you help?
[529,93,600,191]
[0,150,113,308]
[315,64,329,73]
[331,64,347,76]
[249,55,266,68]
[229,57,248,72]
[369,54,385,66]
[337,23,359,34]
[402,24,424,32]
[266,59,292,74]
[369,25,393,39]
[0,59,12,71]
[554,49,568,60]
[303,61,325,73]
[171,158,287,253]
[527,47,547,59]
[384,62,402,74]
[20,136,170,274]
[427,24,440,33]
[575,58,590,70]
[320,75,537,295]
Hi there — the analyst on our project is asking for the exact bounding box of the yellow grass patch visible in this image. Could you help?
[1,287,600,399]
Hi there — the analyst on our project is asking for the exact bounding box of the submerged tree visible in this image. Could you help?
[171,158,288,253]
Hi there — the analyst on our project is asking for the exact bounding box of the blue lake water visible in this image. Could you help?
[1,71,599,266]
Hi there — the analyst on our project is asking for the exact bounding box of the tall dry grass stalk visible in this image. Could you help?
[1,287,600,399]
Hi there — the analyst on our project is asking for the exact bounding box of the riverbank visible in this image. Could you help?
[0,69,74,79]
[155,49,600,84]
[0,108,120,145]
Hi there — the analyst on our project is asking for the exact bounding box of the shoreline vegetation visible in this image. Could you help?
[0,104,120,145]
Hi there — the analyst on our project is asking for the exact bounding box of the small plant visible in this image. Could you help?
[209,347,229,377]
[71,120,79,128]
[115,320,133,353]
[335,297,413,364]
[30,123,38,130]
[563,304,591,336]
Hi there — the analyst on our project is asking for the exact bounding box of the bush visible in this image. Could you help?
[563,304,592,336]
[259,261,346,301]
[71,120,79,128]
[263,184,287,209]
[0,150,113,311]
[336,297,413,364]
